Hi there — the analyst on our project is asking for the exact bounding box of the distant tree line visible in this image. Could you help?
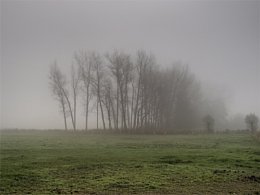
[49,50,259,133]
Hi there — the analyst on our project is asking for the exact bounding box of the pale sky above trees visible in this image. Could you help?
[1,0,259,129]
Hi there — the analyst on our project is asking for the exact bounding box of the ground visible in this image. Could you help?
[0,130,260,194]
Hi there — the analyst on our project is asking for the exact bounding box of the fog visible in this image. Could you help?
[1,0,259,130]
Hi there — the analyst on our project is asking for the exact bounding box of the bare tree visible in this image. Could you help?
[49,62,68,130]
[132,51,154,130]
[107,51,133,131]
[75,51,93,130]
[106,51,120,130]
[91,52,106,130]
[120,53,133,130]
[245,113,259,132]
[71,64,80,130]
[103,78,114,129]
[203,114,215,133]
[49,62,74,130]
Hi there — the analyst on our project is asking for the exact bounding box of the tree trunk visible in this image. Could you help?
[61,99,67,130]
[85,97,89,130]
[97,98,99,129]
[116,82,119,130]
[62,89,74,131]
[73,91,76,131]
[99,96,106,130]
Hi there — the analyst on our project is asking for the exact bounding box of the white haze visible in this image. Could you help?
[1,0,259,129]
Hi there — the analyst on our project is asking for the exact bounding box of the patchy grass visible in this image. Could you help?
[0,130,260,194]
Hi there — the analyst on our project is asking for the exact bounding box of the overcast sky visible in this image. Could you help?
[1,0,259,129]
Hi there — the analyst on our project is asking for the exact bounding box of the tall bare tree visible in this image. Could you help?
[49,62,68,130]
[49,62,74,130]
[106,51,121,130]
[75,51,93,130]
[71,64,80,130]
[107,51,134,131]
[103,78,114,129]
[132,51,155,130]
[91,52,106,130]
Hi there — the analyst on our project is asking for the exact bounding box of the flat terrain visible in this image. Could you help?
[0,130,260,194]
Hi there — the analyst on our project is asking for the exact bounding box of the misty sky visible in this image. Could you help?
[1,0,259,129]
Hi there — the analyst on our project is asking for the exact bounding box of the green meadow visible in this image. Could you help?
[0,130,259,194]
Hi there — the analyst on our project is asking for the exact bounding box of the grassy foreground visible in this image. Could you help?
[0,130,260,194]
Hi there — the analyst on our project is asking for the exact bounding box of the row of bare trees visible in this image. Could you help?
[49,50,202,133]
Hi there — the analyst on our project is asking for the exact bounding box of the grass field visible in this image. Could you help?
[0,130,260,194]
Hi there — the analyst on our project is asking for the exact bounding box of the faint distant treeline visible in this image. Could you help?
[49,50,224,133]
